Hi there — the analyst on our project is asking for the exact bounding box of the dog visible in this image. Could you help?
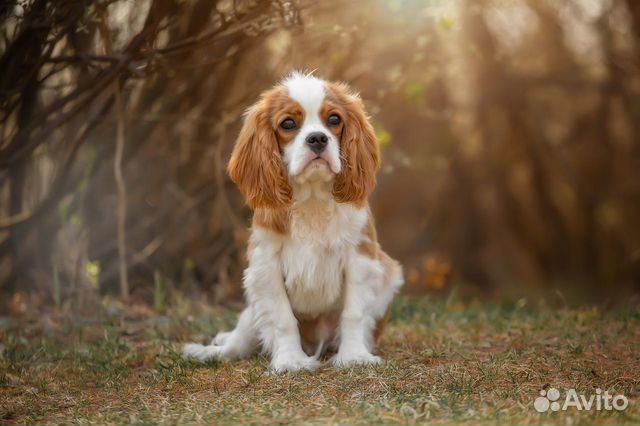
[183,72,404,373]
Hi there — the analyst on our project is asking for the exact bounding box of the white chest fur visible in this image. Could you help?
[280,200,367,317]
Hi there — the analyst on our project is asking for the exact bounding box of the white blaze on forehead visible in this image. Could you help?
[281,72,326,118]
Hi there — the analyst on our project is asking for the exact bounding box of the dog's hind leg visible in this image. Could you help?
[182,306,260,362]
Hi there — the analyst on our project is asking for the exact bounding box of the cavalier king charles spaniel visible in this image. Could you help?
[183,72,404,373]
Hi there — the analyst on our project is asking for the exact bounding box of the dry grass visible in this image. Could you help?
[1,295,639,425]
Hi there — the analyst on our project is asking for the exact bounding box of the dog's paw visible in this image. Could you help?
[270,351,321,374]
[330,350,383,368]
[182,343,223,362]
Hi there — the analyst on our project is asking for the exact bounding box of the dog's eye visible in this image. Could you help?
[280,118,297,131]
[327,114,341,127]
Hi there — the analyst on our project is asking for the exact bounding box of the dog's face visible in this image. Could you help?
[279,75,342,181]
[228,72,380,209]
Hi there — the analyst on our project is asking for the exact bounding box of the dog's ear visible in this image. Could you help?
[331,87,380,206]
[228,101,293,209]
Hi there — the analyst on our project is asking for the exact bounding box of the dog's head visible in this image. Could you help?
[228,72,380,209]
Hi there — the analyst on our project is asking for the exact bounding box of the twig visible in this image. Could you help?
[98,6,129,303]
[114,82,129,302]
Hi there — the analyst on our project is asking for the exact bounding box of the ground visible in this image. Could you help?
[1,295,639,425]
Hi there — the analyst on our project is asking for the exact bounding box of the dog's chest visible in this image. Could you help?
[280,202,367,317]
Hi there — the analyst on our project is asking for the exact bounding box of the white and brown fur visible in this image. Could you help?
[183,72,403,373]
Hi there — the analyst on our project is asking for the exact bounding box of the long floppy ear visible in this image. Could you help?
[332,90,381,206]
[227,102,292,209]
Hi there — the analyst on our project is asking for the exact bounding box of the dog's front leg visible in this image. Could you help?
[332,252,384,367]
[245,233,320,374]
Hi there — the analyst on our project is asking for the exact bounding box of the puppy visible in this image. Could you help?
[183,72,403,373]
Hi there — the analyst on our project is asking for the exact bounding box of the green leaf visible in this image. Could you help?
[87,260,101,286]
[403,82,426,108]
[377,127,392,149]
[439,16,455,31]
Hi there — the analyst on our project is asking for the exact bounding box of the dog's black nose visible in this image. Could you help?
[305,131,328,155]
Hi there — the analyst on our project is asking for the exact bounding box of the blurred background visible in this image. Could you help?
[1,0,639,316]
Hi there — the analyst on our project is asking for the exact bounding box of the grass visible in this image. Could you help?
[1,295,639,425]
